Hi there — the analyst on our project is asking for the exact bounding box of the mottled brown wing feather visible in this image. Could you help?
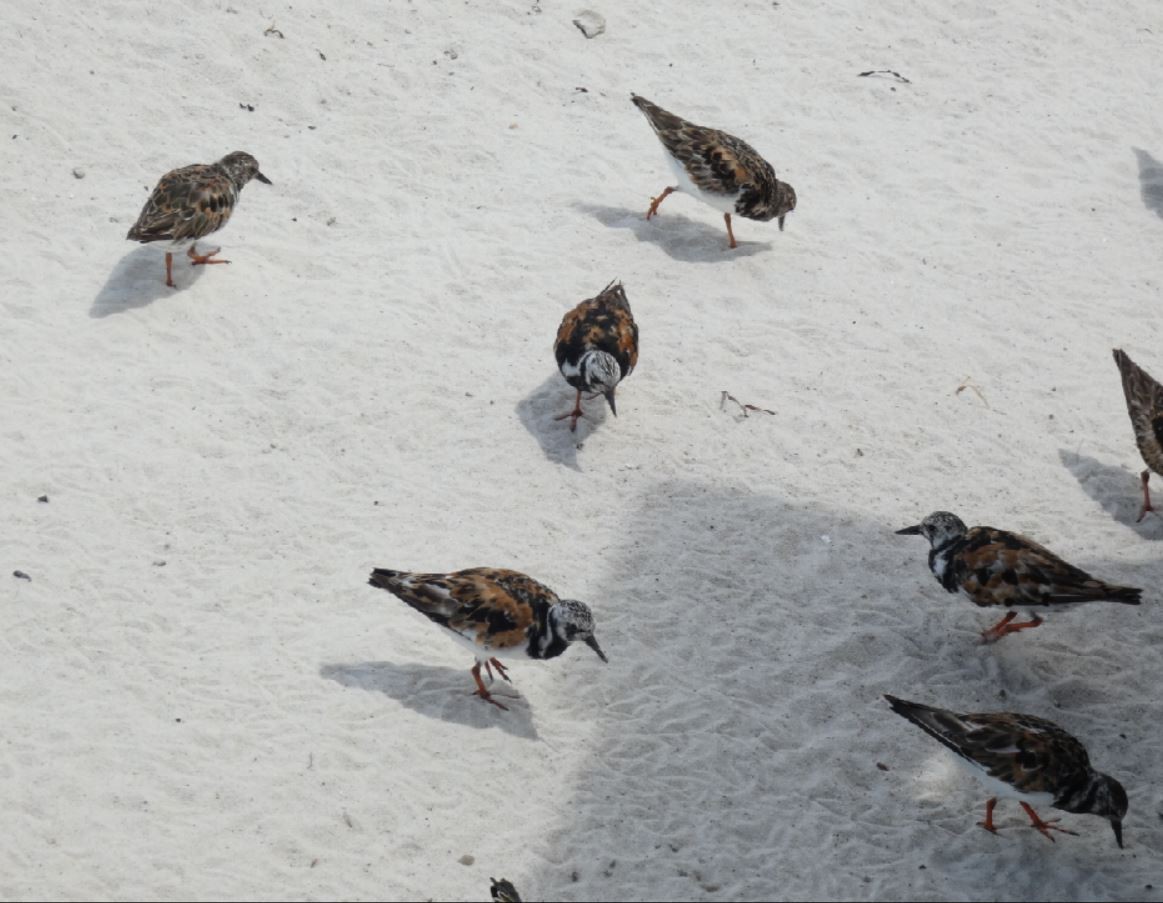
[956,527,1138,607]
[1113,349,1163,476]
[554,284,639,378]
[887,697,1089,797]
[631,94,776,198]
[127,164,237,243]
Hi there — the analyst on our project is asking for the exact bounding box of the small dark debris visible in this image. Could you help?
[239,103,255,112]
[919,865,926,870]
[373,500,380,506]
[858,69,911,84]
[308,125,317,130]
[720,391,775,418]
[570,871,579,882]
[152,560,166,567]
[1120,733,1127,739]
[264,22,284,38]
[575,86,589,93]
[311,858,319,868]
[175,717,182,723]
[13,570,31,581]
[876,762,889,771]
[326,217,337,226]
[37,495,48,503]
[317,50,326,60]
[855,448,864,457]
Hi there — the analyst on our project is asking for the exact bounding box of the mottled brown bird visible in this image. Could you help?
[127,151,271,287]
[631,94,796,249]
[1112,348,1163,521]
[490,877,522,903]
[553,280,639,432]
[896,512,1141,642]
[367,567,607,710]
[886,695,1128,847]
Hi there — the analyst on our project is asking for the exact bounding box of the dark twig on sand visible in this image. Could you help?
[858,69,911,84]
[720,391,775,418]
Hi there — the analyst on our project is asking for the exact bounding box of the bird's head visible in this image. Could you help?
[218,151,272,188]
[895,511,968,548]
[581,350,622,417]
[553,599,607,663]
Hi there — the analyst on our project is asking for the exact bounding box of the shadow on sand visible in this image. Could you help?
[320,659,539,740]
[573,202,772,262]
[1058,448,1163,538]
[515,372,612,471]
[1132,148,1163,221]
[90,245,208,318]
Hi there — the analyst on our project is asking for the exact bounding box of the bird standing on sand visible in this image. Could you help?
[367,567,607,711]
[896,511,1141,642]
[885,695,1128,848]
[126,151,272,288]
[1112,348,1163,521]
[630,94,796,249]
[553,280,639,432]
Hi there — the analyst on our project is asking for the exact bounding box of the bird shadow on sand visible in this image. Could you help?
[1132,148,1163,221]
[1058,448,1163,539]
[90,246,207,318]
[522,480,1150,902]
[515,372,611,471]
[320,660,539,739]
[573,202,771,263]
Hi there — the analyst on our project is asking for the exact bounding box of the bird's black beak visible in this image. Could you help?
[1112,819,1124,849]
[604,390,617,417]
[256,171,272,185]
[584,635,608,663]
[896,524,923,536]
[778,213,787,231]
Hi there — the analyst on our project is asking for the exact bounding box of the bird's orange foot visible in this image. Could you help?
[471,687,510,711]
[553,407,584,432]
[977,798,1000,834]
[980,612,1043,644]
[1020,803,1078,842]
[471,662,509,710]
[488,657,512,683]
[646,186,676,220]
[187,245,230,266]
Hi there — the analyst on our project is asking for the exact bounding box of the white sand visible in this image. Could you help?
[3,0,1162,900]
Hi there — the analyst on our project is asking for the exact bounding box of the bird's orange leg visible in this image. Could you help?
[977,797,1001,834]
[724,213,738,249]
[470,662,509,711]
[187,244,231,266]
[1020,802,1078,842]
[646,186,677,220]
[488,658,512,683]
[1137,470,1155,522]
[164,252,176,288]
[553,389,584,432]
[980,611,1043,644]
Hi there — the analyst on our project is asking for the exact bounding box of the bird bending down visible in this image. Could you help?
[367,567,607,710]
[126,151,272,288]
[553,280,639,432]
[1112,348,1163,521]
[631,94,796,249]
[886,695,1127,848]
[896,511,1141,642]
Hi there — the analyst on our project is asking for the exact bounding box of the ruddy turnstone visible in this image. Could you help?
[367,567,607,710]
[126,151,271,287]
[896,511,1141,642]
[885,695,1127,847]
[630,94,796,249]
[553,279,639,432]
[490,878,522,903]
[1112,348,1163,522]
